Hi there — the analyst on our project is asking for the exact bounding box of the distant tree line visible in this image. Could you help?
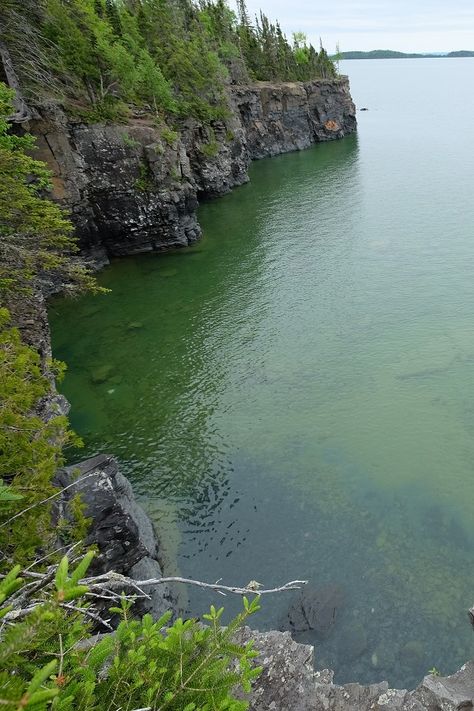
[0,0,336,122]
[335,49,474,60]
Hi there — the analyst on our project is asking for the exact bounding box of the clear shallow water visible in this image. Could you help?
[50,58,474,688]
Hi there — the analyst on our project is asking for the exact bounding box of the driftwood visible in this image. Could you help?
[0,40,31,122]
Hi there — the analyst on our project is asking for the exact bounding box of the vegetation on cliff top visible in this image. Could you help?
[1,0,336,122]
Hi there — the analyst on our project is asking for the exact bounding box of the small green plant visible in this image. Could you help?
[225,129,235,142]
[428,667,441,676]
[199,139,220,158]
[134,161,155,192]
[161,127,179,146]
[121,131,140,149]
[70,98,130,125]
[0,553,263,710]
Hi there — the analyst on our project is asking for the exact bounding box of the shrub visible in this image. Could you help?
[0,553,263,711]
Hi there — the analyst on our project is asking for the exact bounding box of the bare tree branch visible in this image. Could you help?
[83,573,307,598]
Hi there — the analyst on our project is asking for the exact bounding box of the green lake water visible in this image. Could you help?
[50,58,474,687]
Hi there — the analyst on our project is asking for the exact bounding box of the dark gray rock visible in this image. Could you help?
[231,78,356,160]
[54,454,176,620]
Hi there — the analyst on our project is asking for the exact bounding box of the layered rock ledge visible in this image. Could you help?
[236,629,474,710]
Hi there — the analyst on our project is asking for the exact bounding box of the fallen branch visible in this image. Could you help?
[78,569,307,598]
[1,549,307,630]
[115,576,307,597]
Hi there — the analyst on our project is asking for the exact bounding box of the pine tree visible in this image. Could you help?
[105,0,122,36]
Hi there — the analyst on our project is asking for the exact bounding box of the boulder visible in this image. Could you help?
[54,454,176,620]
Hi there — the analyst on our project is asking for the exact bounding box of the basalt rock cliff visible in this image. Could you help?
[31,78,355,265]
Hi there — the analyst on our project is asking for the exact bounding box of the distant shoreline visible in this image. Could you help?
[334,50,474,60]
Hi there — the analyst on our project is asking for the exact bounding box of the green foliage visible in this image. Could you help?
[0,480,23,503]
[0,554,263,710]
[0,83,97,296]
[199,139,220,158]
[121,131,140,149]
[134,161,154,192]
[0,86,97,569]
[3,0,336,125]
[161,127,179,146]
[0,308,81,567]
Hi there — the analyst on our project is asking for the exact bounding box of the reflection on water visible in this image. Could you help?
[50,58,474,688]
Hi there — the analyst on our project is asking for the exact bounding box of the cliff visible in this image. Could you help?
[30,78,355,265]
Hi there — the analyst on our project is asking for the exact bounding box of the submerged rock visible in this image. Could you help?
[283,583,345,638]
[90,364,114,384]
[337,621,368,662]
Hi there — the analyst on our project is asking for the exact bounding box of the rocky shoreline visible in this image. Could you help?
[31,78,356,265]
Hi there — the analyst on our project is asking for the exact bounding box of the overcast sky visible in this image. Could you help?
[232,0,474,53]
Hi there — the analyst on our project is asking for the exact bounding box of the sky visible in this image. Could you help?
[232,0,474,53]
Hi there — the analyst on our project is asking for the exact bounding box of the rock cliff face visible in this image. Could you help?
[31,77,355,264]
[232,79,356,159]
[55,454,176,621]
